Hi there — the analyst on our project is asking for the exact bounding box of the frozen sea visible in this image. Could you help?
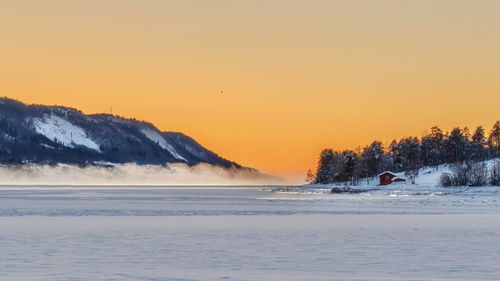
[1,185,500,281]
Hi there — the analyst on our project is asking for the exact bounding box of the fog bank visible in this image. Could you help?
[0,163,283,186]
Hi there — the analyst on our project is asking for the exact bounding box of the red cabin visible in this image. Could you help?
[378,171,406,186]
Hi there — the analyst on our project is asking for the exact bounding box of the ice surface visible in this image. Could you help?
[1,186,500,281]
[141,128,186,161]
[33,115,101,152]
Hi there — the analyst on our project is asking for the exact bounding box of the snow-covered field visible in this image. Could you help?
[1,186,500,280]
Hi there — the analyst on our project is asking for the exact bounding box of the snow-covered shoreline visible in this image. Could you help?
[298,160,499,193]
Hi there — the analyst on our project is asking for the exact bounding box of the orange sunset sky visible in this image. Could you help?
[1,1,499,180]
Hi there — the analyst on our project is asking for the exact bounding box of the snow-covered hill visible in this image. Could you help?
[0,97,240,169]
[306,159,499,190]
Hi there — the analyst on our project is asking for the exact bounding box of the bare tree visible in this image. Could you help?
[491,160,500,186]
[469,162,488,186]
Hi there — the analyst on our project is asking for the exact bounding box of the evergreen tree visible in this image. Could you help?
[404,137,421,175]
[341,150,358,183]
[471,126,486,161]
[391,137,421,183]
[389,139,403,172]
[314,149,334,184]
[327,151,343,183]
[462,126,473,162]
[420,136,434,167]
[353,146,368,184]
[380,153,394,174]
[488,121,500,158]
[443,128,467,163]
[421,126,444,168]
[361,141,384,177]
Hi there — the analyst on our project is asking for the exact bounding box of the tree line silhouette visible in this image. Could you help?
[308,121,500,186]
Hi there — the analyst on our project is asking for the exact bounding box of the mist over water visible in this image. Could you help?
[0,163,283,186]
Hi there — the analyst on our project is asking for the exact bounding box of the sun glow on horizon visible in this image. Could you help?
[1,1,499,180]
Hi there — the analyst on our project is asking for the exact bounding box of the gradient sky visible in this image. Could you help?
[1,1,499,180]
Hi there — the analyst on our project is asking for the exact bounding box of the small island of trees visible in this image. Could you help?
[307,121,500,187]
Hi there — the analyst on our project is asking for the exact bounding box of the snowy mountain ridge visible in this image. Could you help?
[0,97,241,169]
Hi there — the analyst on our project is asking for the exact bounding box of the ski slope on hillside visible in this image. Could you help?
[140,128,186,161]
[33,115,101,152]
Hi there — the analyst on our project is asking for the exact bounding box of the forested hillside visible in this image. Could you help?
[0,97,241,169]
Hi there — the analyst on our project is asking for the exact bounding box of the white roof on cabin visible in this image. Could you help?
[377,171,399,177]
